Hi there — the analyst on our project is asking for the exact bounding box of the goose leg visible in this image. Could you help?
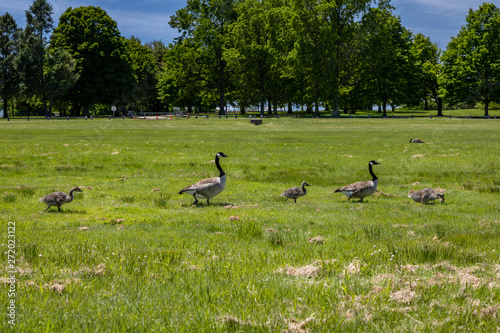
[293,198,297,203]
[44,206,50,212]
[191,194,199,205]
[207,198,210,205]
[58,205,62,212]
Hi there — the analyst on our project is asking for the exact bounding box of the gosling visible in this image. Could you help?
[408,188,444,204]
[281,181,310,203]
[40,187,83,212]
[410,138,424,143]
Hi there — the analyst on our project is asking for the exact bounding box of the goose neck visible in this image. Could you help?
[216,156,225,177]
[369,163,377,181]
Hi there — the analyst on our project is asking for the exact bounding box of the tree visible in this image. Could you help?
[50,6,134,116]
[25,0,54,116]
[0,13,19,118]
[125,36,157,111]
[226,0,284,116]
[44,48,79,116]
[158,40,205,112]
[411,33,443,115]
[440,3,500,117]
[358,7,414,116]
[145,40,167,112]
[169,0,242,115]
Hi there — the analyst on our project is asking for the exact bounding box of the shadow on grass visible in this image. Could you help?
[180,201,232,208]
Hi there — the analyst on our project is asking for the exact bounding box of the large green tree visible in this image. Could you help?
[226,0,285,116]
[411,33,443,115]
[15,0,53,117]
[125,36,157,111]
[158,40,205,112]
[50,6,134,116]
[0,12,19,118]
[358,7,414,116]
[44,48,79,116]
[440,3,500,117]
[169,0,242,115]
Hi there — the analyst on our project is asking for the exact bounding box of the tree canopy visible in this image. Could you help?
[50,6,134,115]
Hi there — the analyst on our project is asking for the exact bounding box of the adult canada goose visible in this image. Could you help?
[281,181,310,203]
[40,187,82,212]
[335,160,380,202]
[410,138,424,143]
[408,188,444,204]
[179,152,229,205]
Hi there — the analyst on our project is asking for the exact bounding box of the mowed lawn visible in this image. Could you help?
[1,117,499,332]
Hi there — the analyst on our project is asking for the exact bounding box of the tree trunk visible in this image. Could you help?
[484,99,489,117]
[273,99,278,116]
[287,102,293,114]
[382,103,387,117]
[240,106,246,114]
[267,97,273,115]
[436,97,443,116]
[424,99,428,110]
[260,100,265,117]
[2,98,8,118]
[314,100,319,117]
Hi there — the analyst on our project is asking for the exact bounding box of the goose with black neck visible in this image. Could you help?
[335,160,380,202]
[179,152,229,205]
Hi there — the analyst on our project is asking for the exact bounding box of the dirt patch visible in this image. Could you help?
[344,260,361,276]
[229,216,240,221]
[282,317,314,333]
[308,236,324,244]
[278,261,322,278]
[390,289,416,304]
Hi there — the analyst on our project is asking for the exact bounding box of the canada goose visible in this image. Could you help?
[408,188,444,204]
[335,160,380,202]
[179,152,229,205]
[410,138,424,143]
[40,187,82,212]
[281,181,310,203]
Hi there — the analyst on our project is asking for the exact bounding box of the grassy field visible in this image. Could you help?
[1,117,499,332]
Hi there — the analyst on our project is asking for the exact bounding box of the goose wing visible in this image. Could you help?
[179,177,220,194]
[281,187,301,197]
[336,181,371,193]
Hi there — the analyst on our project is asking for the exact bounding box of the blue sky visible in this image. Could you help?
[2,0,491,48]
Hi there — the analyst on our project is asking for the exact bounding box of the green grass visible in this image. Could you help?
[1,118,499,331]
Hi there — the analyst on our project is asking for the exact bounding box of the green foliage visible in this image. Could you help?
[50,6,135,115]
[0,12,20,118]
[440,3,500,117]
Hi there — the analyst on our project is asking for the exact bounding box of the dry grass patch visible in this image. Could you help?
[308,236,324,244]
[277,261,322,278]
[282,317,314,333]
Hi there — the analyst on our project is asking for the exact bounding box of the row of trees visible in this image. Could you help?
[1,0,499,118]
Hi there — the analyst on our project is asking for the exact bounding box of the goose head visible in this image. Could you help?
[301,181,310,187]
[70,187,83,193]
[369,160,380,166]
[216,152,229,158]
[437,192,445,203]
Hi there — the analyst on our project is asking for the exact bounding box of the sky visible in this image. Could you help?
[1,0,493,48]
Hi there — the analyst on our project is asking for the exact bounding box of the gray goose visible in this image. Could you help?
[410,138,424,143]
[281,181,310,203]
[335,160,380,202]
[408,188,444,204]
[179,152,229,205]
[40,187,82,211]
